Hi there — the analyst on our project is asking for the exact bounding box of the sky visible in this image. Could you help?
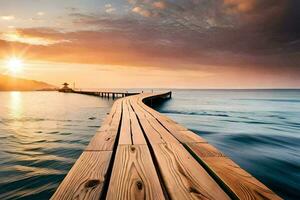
[0,0,299,88]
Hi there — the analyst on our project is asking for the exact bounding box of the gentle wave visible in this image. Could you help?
[236,98,300,103]
[0,91,113,199]
[160,110,230,117]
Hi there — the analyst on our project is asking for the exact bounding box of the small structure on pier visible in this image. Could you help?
[58,82,73,93]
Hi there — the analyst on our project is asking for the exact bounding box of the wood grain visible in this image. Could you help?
[119,99,132,145]
[160,120,207,143]
[186,142,226,157]
[139,118,166,144]
[128,100,147,144]
[85,131,117,151]
[133,97,179,144]
[147,118,180,144]
[129,97,148,119]
[98,99,122,132]
[152,143,230,200]
[106,145,165,200]
[51,151,112,200]
[202,157,282,200]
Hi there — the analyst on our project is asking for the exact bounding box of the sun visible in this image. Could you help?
[6,57,23,73]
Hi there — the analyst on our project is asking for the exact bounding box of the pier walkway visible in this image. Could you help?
[72,90,139,99]
[52,91,281,200]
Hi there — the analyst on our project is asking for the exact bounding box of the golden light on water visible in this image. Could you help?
[10,91,22,118]
[6,57,24,73]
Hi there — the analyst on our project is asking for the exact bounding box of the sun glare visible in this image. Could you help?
[6,57,23,73]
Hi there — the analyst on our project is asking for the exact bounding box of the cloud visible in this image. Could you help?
[0,0,299,80]
[132,6,152,17]
[37,12,45,16]
[105,4,116,13]
[0,29,70,46]
[1,17,298,71]
[1,15,15,20]
[152,1,166,9]
[223,0,256,13]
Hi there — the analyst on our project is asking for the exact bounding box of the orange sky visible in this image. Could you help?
[0,0,299,88]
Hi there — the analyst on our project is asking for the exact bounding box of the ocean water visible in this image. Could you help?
[0,92,113,199]
[0,90,299,199]
[154,89,300,200]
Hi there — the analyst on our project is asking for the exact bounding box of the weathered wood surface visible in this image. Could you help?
[51,99,123,200]
[107,145,164,200]
[52,91,281,200]
[202,157,281,200]
[50,151,112,200]
[152,143,229,200]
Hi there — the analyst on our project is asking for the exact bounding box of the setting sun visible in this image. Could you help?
[6,57,23,73]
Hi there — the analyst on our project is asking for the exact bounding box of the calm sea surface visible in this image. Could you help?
[0,92,113,199]
[0,90,299,199]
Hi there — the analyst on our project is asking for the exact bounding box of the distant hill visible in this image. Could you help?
[0,74,57,91]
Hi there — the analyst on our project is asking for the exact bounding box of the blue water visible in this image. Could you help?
[0,92,113,199]
[154,89,300,200]
[0,90,299,199]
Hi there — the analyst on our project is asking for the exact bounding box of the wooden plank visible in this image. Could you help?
[98,100,122,132]
[51,151,112,200]
[147,118,180,144]
[110,112,122,130]
[85,131,117,151]
[129,97,148,119]
[132,97,153,119]
[119,99,132,145]
[86,101,122,151]
[106,145,165,200]
[152,143,230,200]
[132,98,179,144]
[138,94,212,150]
[139,118,166,144]
[187,142,282,199]
[128,99,147,144]
[159,120,207,143]
[202,157,282,200]
[186,142,226,157]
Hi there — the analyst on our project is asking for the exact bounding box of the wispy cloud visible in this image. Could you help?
[0,0,299,79]
[152,1,166,9]
[105,4,116,13]
[132,6,152,17]
[37,12,45,16]
[0,29,70,46]
[1,15,15,20]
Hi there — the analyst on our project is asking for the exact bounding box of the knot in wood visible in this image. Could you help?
[85,179,100,188]
[136,181,143,190]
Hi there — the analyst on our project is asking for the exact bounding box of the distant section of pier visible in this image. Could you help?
[52,90,281,200]
[73,90,139,99]
[58,83,139,99]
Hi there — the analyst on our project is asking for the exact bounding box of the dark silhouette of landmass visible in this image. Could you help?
[0,74,57,91]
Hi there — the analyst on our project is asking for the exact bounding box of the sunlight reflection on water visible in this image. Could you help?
[10,92,22,119]
[0,91,113,199]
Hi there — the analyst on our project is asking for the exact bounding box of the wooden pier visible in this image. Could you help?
[52,91,281,200]
[73,90,139,99]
